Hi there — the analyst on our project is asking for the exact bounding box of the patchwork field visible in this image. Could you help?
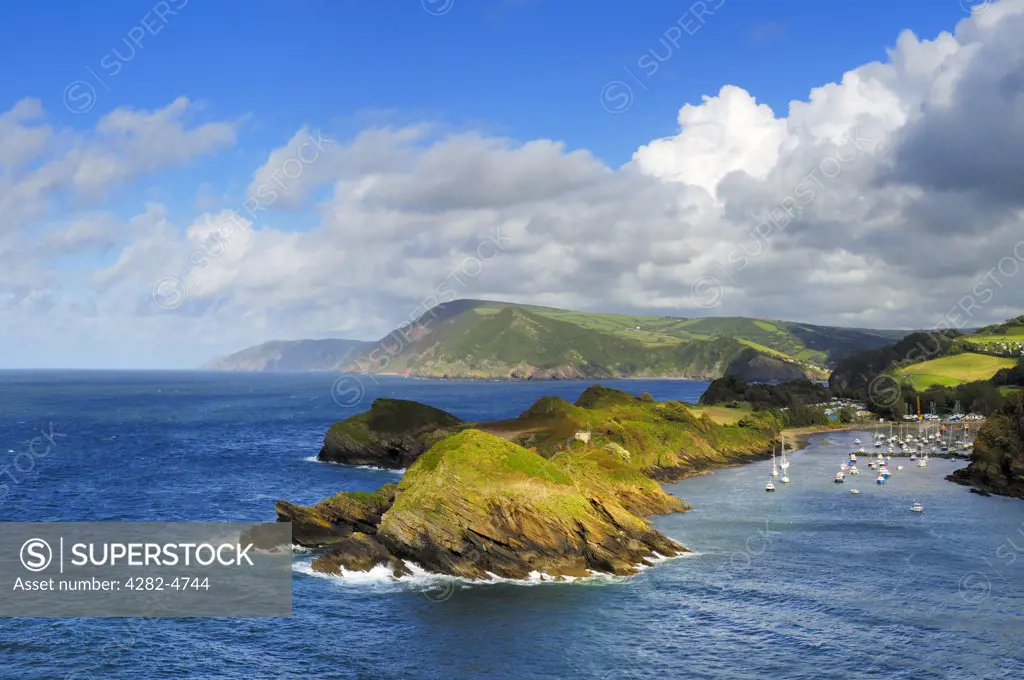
[686,402,753,424]
[897,352,1017,389]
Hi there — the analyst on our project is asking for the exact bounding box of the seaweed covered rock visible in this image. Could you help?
[948,393,1024,498]
[318,398,464,468]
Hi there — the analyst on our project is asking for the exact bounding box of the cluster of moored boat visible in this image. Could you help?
[839,435,924,511]
[766,434,926,512]
[763,439,790,492]
[834,436,910,489]
[874,423,974,457]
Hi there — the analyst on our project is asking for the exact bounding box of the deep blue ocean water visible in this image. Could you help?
[1,371,1023,679]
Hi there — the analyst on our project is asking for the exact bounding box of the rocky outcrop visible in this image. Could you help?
[312,533,412,577]
[287,430,688,579]
[948,393,1024,499]
[277,484,397,546]
[284,386,779,580]
[317,398,464,468]
[725,349,808,382]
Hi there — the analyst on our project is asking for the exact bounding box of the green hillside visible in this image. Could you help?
[958,316,1024,358]
[504,305,903,365]
[346,300,903,381]
[896,353,1018,390]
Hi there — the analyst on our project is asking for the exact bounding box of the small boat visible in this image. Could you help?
[876,474,886,485]
[771,447,779,477]
[918,457,927,468]
[897,465,904,471]
[854,438,861,445]
[834,471,845,484]
[780,443,790,471]
[910,454,917,461]
[880,468,891,478]
[850,488,861,495]
[910,502,923,513]
[780,474,790,484]
[766,480,776,492]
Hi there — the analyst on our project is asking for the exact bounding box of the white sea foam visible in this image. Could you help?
[302,456,405,474]
[354,464,406,474]
[291,548,690,591]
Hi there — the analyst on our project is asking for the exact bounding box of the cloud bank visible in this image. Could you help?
[4,1,1024,367]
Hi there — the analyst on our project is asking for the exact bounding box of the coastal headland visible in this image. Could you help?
[278,386,782,580]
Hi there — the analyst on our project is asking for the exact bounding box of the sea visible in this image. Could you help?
[1,371,1022,679]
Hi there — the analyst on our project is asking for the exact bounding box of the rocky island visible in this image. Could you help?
[278,386,780,580]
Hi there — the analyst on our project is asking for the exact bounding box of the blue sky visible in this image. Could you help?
[1,0,1020,368]
[2,0,969,168]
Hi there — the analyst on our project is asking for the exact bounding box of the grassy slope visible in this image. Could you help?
[327,398,463,445]
[520,306,902,366]
[350,301,901,379]
[465,385,779,480]
[323,385,779,482]
[969,331,1024,341]
[686,403,754,424]
[363,305,779,379]
[378,428,688,578]
[956,318,1024,353]
[896,353,1018,390]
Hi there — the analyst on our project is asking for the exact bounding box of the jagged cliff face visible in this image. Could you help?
[283,386,780,580]
[948,393,1024,498]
